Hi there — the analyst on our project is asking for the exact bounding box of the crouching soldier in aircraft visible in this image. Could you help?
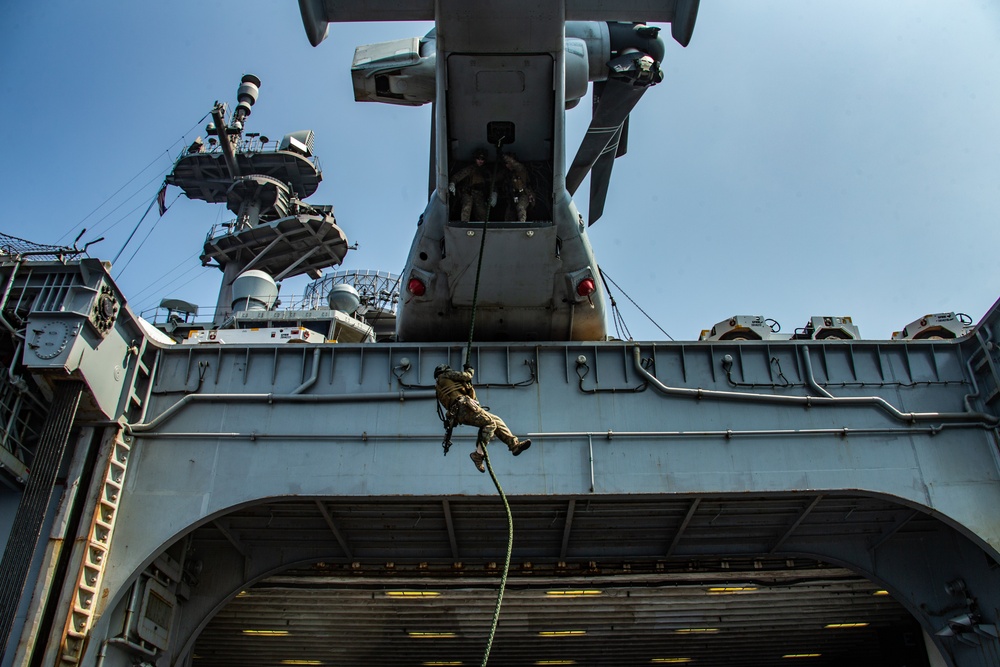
[448,148,497,222]
[501,153,534,222]
[435,364,531,472]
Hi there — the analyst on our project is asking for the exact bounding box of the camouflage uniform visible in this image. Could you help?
[502,154,534,222]
[450,148,497,222]
[435,365,530,472]
[450,162,492,222]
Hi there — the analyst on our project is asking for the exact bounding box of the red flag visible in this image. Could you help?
[157,184,168,216]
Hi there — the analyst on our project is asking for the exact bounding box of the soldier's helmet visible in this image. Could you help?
[473,148,487,161]
[434,364,451,378]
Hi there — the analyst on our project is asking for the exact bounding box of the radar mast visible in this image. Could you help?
[166,75,350,325]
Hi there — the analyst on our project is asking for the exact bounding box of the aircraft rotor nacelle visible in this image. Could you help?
[352,30,616,111]
[352,36,437,106]
[564,38,592,110]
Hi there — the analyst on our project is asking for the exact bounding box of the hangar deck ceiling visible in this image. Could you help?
[190,493,932,667]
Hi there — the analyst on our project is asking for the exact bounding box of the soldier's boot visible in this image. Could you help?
[470,451,486,473]
[510,439,531,456]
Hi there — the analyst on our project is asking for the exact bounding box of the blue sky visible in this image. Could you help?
[2,1,999,340]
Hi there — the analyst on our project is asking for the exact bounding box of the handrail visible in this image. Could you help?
[631,345,998,427]
[125,388,436,434]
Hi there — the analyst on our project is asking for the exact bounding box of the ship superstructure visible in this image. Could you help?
[166,75,350,328]
[2,4,1000,667]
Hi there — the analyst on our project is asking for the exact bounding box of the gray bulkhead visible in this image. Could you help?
[77,308,1000,666]
[3,254,1000,666]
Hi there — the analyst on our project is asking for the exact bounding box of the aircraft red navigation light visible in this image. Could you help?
[576,278,596,297]
[407,278,426,296]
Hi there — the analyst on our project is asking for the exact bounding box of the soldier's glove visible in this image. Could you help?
[448,182,456,195]
[463,364,473,372]
[488,192,497,207]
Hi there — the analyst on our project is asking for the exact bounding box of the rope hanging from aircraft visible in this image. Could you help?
[479,446,513,667]
[463,140,504,368]
[600,269,674,341]
[461,138,515,666]
[600,270,633,341]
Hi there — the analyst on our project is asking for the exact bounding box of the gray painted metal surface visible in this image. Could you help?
[69,297,1000,666]
[4,1,1000,661]
[2,259,1000,667]
[0,267,991,667]
[345,0,696,341]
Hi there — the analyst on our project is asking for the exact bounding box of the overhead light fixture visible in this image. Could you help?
[409,632,457,639]
[782,654,821,659]
[651,659,693,664]
[673,628,718,635]
[872,590,890,596]
[545,590,602,597]
[242,629,289,636]
[386,591,441,597]
[538,630,586,636]
[824,622,869,629]
[707,586,757,594]
[280,661,322,666]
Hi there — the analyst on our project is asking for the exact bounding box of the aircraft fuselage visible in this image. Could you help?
[309,0,697,341]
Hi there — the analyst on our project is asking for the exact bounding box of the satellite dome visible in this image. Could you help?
[231,270,278,312]
[328,283,360,314]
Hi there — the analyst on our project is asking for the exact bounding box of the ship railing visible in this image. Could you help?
[203,205,336,242]
[205,220,252,242]
[140,292,380,328]
[0,232,89,263]
[176,140,321,171]
[304,269,401,316]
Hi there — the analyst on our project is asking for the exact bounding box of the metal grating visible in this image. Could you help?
[0,232,82,262]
